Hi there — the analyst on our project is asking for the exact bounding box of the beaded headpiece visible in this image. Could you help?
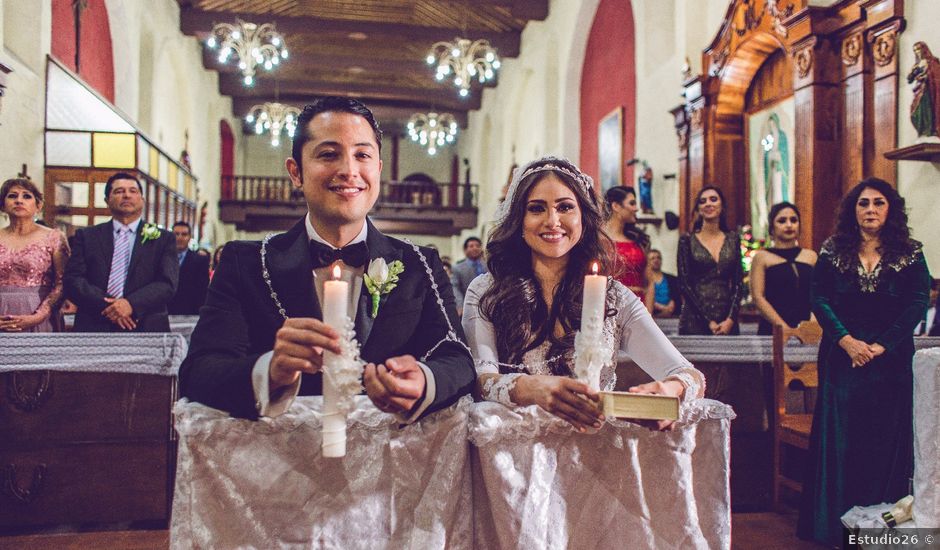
[493,155,597,226]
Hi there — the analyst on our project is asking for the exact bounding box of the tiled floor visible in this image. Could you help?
[0,511,828,549]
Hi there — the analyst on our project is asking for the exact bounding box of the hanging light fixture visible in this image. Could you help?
[245,102,301,147]
[205,19,288,87]
[426,38,500,98]
[407,112,458,156]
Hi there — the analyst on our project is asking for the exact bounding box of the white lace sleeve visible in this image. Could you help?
[462,274,500,376]
[481,373,523,406]
[614,282,705,401]
[462,275,528,407]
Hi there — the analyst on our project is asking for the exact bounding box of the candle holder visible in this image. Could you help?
[573,316,612,392]
[321,317,365,458]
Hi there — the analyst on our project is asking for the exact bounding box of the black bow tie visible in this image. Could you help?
[309,240,369,269]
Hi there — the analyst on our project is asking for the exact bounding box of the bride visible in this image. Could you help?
[462,156,704,431]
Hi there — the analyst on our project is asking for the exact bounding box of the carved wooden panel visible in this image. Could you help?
[676,0,904,240]
[745,49,794,113]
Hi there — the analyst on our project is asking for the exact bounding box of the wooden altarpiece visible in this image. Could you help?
[672,0,905,249]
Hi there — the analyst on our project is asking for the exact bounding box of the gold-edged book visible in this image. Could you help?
[599,391,679,421]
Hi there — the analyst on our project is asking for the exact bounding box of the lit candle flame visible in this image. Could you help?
[332,264,342,279]
[591,261,599,275]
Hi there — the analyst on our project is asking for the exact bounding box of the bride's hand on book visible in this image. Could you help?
[512,375,604,432]
[627,380,685,431]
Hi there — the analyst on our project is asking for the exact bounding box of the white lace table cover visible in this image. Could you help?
[0,333,186,376]
[654,318,759,336]
[913,348,940,527]
[469,399,736,550]
[665,336,940,364]
[171,395,473,550]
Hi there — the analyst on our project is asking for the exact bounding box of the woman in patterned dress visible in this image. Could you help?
[0,178,69,332]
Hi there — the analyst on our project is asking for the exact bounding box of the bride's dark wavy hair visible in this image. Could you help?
[828,177,917,262]
[479,158,617,375]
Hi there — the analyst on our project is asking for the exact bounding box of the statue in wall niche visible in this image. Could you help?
[638,162,654,214]
[907,41,940,140]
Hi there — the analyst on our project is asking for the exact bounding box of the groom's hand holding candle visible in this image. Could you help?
[270,318,343,391]
[363,355,426,414]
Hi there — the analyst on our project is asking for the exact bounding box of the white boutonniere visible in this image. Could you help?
[140,223,161,244]
[363,258,405,318]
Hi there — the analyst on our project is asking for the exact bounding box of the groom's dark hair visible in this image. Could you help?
[291,97,383,171]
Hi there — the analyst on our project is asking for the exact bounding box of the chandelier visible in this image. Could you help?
[205,19,288,86]
[245,102,301,147]
[407,112,458,156]
[426,38,500,98]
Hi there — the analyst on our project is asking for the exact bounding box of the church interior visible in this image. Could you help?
[2,0,940,548]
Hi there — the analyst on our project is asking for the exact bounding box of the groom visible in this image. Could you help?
[179,97,475,421]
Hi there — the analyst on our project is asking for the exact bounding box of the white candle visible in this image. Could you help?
[580,261,606,390]
[322,264,349,458]
[581,262,605,335]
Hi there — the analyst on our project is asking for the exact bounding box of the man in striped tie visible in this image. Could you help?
[64,172,178,332]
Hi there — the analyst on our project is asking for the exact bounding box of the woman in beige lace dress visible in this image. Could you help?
[0,178,69,332]
[461,157,704,431]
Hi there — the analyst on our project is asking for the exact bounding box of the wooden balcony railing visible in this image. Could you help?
[219,175,479,235]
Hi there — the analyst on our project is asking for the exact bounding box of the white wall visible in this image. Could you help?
[0,0,238,245]
[459,0,601,262]
[105,0,240,249]
[386,134,453,184]
[242,133,291,176]
[458,0,732,272]
[0,0,51,189]
[896,0,940,274]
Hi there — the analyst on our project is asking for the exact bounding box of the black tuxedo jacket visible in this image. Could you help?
[179,219,476,420]
[63,220,178,332]
[168,250,210,315]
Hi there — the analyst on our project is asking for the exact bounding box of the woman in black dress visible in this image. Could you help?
[750,202,817,335]
[677,185,745,336]
[797,178,930,545]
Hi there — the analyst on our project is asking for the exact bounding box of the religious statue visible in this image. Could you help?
[763,114,789,208]
[638,162,654,214]
[751,112,791,238]
[907,42,940,139]
[180,129,193,171]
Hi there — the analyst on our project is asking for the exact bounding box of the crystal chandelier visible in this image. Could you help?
[407,112,458,156]
[205,19,288,86]
[245,102,301,147]
[426,38,500,98]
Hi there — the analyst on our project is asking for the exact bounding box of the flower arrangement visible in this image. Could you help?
[739,224,767,275]
[739,224,767,307]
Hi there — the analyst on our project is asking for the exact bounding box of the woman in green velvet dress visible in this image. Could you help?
[797,178,930,545]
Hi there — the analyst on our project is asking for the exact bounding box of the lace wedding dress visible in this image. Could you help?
[462,274,705,404]
[462,275,732,549]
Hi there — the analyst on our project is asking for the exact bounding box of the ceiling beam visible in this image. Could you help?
[180,7,521,57]
[221,74,482,110]
[202,49,431,77]
[231,97,469,128]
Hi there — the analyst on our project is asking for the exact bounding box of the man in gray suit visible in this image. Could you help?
[64,172,178,332]
[451,236,486,316]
